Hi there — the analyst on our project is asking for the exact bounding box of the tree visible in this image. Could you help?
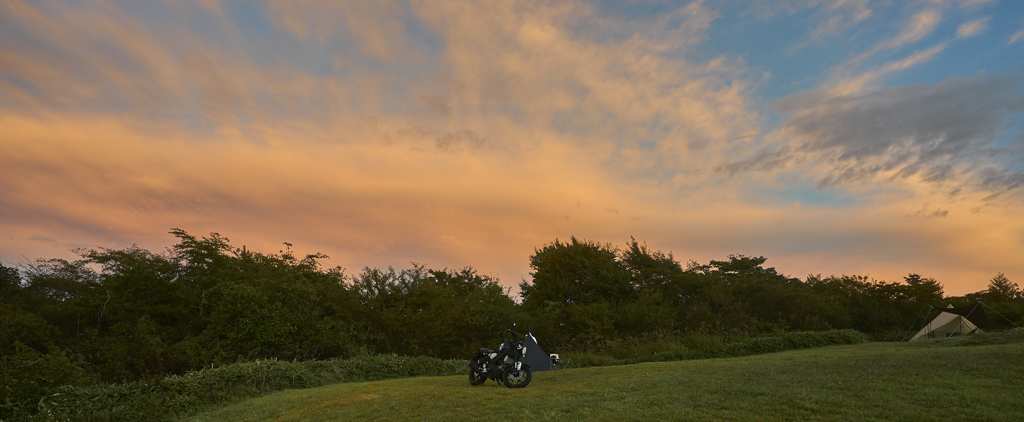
[620,238,684,290]
[17,258,104,339]
[518,237,634,345]
[902,273,944,304]
[0,304,60,355]
[964,273,1024,328]
[352,265,516,358]
[191,240,360,365]
[0,263,21,304]
[520,237,632,308]
[683,255,801,332]
[985,273,1021,302]
[80,246,184,334]
[699,255,786,282]
[620,239,707,332]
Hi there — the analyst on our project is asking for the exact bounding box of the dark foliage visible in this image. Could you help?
[2,232,1020,420]
[32,354,465,422]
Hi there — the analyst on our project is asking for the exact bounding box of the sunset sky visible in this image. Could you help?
[2,0,1023,295]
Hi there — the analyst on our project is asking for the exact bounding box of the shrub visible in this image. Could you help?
[1,346,88,420]
[562,329,868,368]
[12,353,467,422]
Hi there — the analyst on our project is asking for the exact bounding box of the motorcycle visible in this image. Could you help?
[468,329,533,388]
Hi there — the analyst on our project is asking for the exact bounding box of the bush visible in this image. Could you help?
[12,353,467,422]
[1,346,88,420]
[562,330,868,368]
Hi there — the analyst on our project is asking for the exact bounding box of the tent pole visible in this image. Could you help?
[965,302,982,320]
[905,306,934,341]
[981,302,1022,329]
[918,305,932,329]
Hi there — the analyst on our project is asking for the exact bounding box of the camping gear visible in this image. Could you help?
[549,353,571,370]
[468,329,533,388]
[909,302,989,341]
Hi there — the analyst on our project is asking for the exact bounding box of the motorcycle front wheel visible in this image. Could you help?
[501,365,532,388]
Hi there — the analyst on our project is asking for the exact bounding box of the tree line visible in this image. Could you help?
[520,237,1021,347]
[2,231,1021,393]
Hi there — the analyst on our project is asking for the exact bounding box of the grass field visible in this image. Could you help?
[187,330,1024,422]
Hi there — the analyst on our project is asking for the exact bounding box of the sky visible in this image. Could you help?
[1,0,1023,296]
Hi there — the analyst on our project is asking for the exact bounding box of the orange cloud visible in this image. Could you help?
[1,0,1020,297]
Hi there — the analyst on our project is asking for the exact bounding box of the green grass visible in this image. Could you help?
[186,330,1024,422]
[14,330,862,421]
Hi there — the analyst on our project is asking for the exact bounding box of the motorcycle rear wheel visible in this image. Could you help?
[501,365,532,388]
[469,360,488,386]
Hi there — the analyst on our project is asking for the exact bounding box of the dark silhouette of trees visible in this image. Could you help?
[3,229,1021,412]
[352,265,516,359]
[519,237,635,344]
[520,237,633,307]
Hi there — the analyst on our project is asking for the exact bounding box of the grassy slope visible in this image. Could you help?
[187,331,1024,422]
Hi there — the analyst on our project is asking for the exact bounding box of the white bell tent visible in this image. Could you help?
[909,303,988,341]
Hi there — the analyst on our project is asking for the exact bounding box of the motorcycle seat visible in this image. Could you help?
[478,348,494,354]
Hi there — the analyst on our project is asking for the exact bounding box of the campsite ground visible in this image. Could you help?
[186,330,1024,422]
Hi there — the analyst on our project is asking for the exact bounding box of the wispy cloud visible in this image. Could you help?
[777,0,873,52]
[956,17,990,38]
[0,0,761,283]
[852,8,942,61]
[906,204,949,219]
[1010,29,1024,44]
[1,0,1022,294]
[747,3,1021,200]
[809,0,873,40]
[958,0,996,9]
[268,0,414,60]
[829,42,948,96]
[755,74,1024,195]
